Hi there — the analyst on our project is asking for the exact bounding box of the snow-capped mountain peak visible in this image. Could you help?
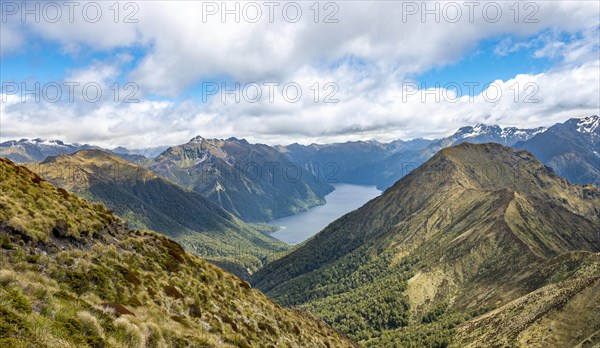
[501,126,546,139]
[1,138,74,148]
[576,115,599,134]
[456,124,498,138]
[0,138,98,162]
[451,123,546,146]
[26,139,70,147]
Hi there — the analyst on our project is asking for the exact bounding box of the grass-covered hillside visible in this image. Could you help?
[0,158,356,347]
[253,143,600,347]
[24,150,288,278]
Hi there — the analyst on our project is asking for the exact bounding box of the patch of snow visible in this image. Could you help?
[21,138,71,148]
[461,124,487,138]
[577,116,599,134]
[500,127,514,138]
[40,140,66,147]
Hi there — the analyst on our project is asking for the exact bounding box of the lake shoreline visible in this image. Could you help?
[268,183,381,245]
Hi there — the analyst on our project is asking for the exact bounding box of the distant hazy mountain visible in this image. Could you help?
[0,158,355,347]
[514,115,600,185]
[0,138,156,165]
[253,143,600,346]
[277,139,433,182]
[0,138,99,162]
[125,145,170,159]
[25,149,287,278]
[345,124,547,189]
[149,136,334,222]
[107,146,154,165]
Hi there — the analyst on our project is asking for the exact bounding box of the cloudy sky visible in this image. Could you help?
[1,1,599,148]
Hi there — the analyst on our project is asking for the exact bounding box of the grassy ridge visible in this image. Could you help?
[0,157,356,347]
[24,150,288,278]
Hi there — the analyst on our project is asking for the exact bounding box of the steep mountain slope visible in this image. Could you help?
[253,143,600,346]
[345,124,547,189]
[23,150,287,278]
[0,158,355,347]
[514,115,600,186]
[278,139,432,183]
[149,136,333,222]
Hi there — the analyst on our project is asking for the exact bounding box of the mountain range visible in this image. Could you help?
[0,138,154,165]
[515,115,600,186]
[288,117,598,190]
[1,137,335,223]
[343,124,548,189]
[2,116,597,192]
[252,142,600,347]
[23,149,287,279]
[148,136,334,222]
[276,138,433,183]
[0,157,355,347]
[0,138,101,162]
[2,117,599,347]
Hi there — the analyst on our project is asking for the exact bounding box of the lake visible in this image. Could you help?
[269,183,382,245]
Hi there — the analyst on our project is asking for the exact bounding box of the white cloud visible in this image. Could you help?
[2,60,598,147]
[3,1,599,94]
[1,1,599,147]
[0,22,25,56]
[534,26,600,66]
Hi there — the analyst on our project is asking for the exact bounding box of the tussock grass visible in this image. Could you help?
[0,158,356,347]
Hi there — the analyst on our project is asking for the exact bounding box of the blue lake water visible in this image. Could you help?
[269,184,382,245]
